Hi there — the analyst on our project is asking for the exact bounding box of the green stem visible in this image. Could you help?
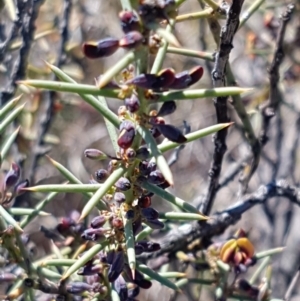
[239,0,265,29]
[176,8,213,22]
[167,46,214,61]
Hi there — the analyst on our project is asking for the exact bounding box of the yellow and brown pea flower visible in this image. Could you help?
[219,229,255,268]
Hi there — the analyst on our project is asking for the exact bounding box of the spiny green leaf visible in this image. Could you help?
[158,123,232,153]
[136,263,180,292]
[97,51,135,88]
[18,79,120,99]
[46,63,120,128]
[79,166,126,221]
[142,182,201,214]
[156,87,252,102]
[159,212,208,221]
[135,226,153,242]
[0,104,25,135]
[0,205,23,233]
[0,95,22,119]
[23,183,102,193]
[1,127,20,161]
[20,191,59,228]
[8,208,50,216]
[40,259,76,267]
[122,214,136,277]
[137,125,174,186]
[255,247,285,259]
[61,243,107,280]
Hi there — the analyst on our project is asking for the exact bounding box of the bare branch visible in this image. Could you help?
[259,4,295,146]
[0,0,45,105]
[23,0,73,183]
[138,179,300,261]
[199,0,245,215]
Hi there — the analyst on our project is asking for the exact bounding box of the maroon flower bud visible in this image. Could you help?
[133,218,143,235]
[126,73,157,89]
[157,101,176,117]
[144,219,165,230]
[77,263,104,276]
[81,228,107,241]
[107,159,119,174]
[150,127,161,138]
[141,207,159,220]
[136,146,150,160]
[125,94,140,113]
[168,70,192,89]
[147,170,165,185]
[147,161,157,172]
[115,177,131,191]
[108,251,124,282]
[14,179,29,196]
[84,149,107,160]
[118,121,136,149]
[134,269,152,289]
[139,3,168,24]
[125,148,136,161]
[119,31,144,49]
[139,161,149,176]
[82,38,119,59]
[138,195,152,208]
[112,217,123,229]
[107,250,116,264]
[125,209,135,219]
[56,217,76,236]
[119,10,141,33]
[95,169,109,183]
[4,163,20,190]
[40,226,65,242]
[156,68,176,88]
[135,244,144,255]
[158,180,170,190]
[90,215,106,228]
[114,192,126,203]
[188,66,204,86]
[66,282,93,294]
[153,123,187,143]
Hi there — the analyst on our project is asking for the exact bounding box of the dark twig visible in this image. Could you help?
[23,0,72,183]
[199,0,244,215]
[0,0,45,105]
[216,156,245,191]
[259,4,295,146]
[0,9,22,62]
[138,179,300,260]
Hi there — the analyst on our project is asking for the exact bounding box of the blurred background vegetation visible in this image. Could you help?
[1,0,300,300]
